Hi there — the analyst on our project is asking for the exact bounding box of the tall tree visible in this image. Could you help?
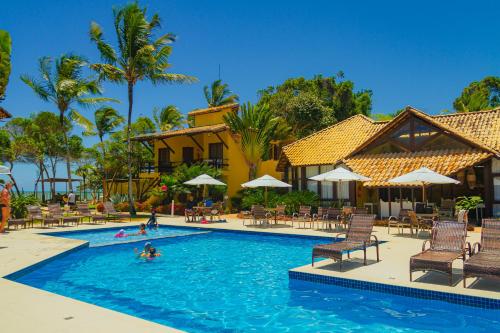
[90,2,197,214]
[0,30,11,102]
[453,76,500,112]
[223,102,279,180]
[152,105,183,131]
[21,55,111,192]
[258,74,372,139]
[204,80,239,107]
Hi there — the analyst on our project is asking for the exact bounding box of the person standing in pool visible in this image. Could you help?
[146,207,158,230]
[129,223,147,236]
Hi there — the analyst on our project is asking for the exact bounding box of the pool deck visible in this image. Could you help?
[1,216,499,332]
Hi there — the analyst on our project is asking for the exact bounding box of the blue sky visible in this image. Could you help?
[1,0,499,190]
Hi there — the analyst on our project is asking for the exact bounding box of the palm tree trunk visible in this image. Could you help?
[127,81,136,216]
[60,111,73,192]
[40,160,46,202]
[99,135,108,200]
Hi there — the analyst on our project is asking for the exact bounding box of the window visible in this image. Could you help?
[182,147,194,163]
[494,177,500,201]
[306,166,318,193]
[413,118,438,145]
[209,143,224,168]
[320,165,334,199]
[391,122,411,146]
[158,148,170,171]
[493,158,500,173]
[337,181,349,200]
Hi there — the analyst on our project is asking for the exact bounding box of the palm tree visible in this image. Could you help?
[0,30,11,102]
[90,2,197,214]
[204,80,239,107]
[21,55,111,192]
[223,102,279,180]
[153,105,183,132]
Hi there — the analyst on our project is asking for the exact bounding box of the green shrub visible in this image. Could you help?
[10,194,39,218]
[279,190,319,215]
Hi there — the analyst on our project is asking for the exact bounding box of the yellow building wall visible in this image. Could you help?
[191,109,232,127]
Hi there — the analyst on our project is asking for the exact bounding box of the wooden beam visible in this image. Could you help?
[139,141,153,154]
[215,132,228,149]
[160,139,175,154]
[189,135,204,151]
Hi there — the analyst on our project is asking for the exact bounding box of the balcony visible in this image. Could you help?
[140,159,229,174]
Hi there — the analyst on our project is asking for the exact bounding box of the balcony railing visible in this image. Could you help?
[140,159,229,174]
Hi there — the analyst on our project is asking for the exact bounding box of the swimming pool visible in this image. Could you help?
[14,229,499,332]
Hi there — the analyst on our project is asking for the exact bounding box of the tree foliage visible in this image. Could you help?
[0,30,11,102]
[152,105,183,131]
[258,74,372,138]
[203,80,239,107]
[453,76,500,112]
[224,102,280,180]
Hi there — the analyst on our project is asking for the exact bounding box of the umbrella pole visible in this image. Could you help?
[422,182,426,203]
[265,186,268,207]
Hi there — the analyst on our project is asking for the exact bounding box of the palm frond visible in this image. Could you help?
[90,22,117,64]
[70,109,94,132]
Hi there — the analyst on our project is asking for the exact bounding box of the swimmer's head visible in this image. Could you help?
[144,242,152,251]
[118,229,125,234]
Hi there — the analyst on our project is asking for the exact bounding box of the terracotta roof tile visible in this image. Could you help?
[344,149,491,187]
[131,124,228,141]
[281,115,387,166]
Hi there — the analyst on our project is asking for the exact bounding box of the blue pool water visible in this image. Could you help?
[15,229,499,332]
[50,226,207,247]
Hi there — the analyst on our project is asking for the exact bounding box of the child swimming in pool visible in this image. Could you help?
[129,223,147,236]
[114,229,127,238]
[134,242,161,259]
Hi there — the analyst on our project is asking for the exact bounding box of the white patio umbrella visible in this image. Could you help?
[184,174,226,199]
[0,165,11,174]
[309,166,371,203]
[241,174,291,207]
[388,167,460,202]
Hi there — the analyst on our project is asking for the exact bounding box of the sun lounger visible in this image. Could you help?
[47,203,79,226]
[463,218,500,287]
[76,203,106,224]
[103,202,131,221]
[8,217,30,229]
[410,220,469,285]
[312,214,379,270]
[27,205,59,228]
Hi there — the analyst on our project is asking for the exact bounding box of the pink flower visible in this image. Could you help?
[161,185,168,192]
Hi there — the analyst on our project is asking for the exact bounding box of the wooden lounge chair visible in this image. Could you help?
[312,214,379,270]
[76,203,106,224]
[387,208,412,234]
[410,221,469,285]
[463,218,500,287]
[103,202,131,221]
[47,204,79,226]
[27,205,59,228]
[292,205,312,228]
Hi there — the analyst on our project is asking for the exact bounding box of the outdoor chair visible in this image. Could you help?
[409,220,469,285]
[185,207,197,223]
[103,202,131,221]
[408,211,434,237]
[439,198,455,218]
[457,209,469,224]
[353,207,368,214]
[275,204,287,221]
[312,214,379,270]
[252,205,271,226]
[463,218,500,287]
[76,203,106,224]
[387,208,412,234]
[27,205,59,228]
[47,203,79,226]
[313,207,329,229]
[321,208,342,230]
[209,203,222,222]
[340,206,354,229]
[292,206,312,228]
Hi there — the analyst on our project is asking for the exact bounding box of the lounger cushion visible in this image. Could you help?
[411,250,462,263]
[464,252,500,276]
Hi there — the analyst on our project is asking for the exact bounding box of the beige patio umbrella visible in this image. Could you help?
[388,167,460,202]
[184,174,226,199]
[241,174,291,207]
[309,166,371,203]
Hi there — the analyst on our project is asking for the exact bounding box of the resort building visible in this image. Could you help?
[278,106,500,218]
[131,103,282,198]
